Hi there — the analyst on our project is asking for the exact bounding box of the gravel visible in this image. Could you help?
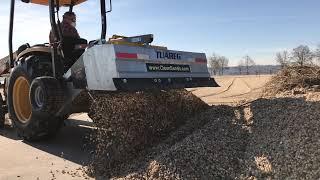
[111,96,320,180]
[240,97,320,179]
[264,66,320,96]
[85,69,320,179]
[87,90,209,178]
[112,105,248,179]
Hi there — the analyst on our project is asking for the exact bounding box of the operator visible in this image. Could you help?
[49,12,80,43]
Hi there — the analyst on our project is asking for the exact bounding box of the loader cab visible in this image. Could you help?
[9,0,112,76]
[4,0,218,141]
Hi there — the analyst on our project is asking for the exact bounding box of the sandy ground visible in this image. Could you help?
[0,75,272,179]
[189,75,272,105]
[0,114,93,180]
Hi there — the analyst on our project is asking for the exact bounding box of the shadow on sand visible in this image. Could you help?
[0,118,94,166]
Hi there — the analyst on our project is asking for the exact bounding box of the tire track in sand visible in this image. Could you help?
[199,78,236,98]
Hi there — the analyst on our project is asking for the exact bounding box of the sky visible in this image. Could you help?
[0,0,320,66]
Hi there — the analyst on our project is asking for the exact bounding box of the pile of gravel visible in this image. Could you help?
[85,87,320,179]
[240,97,320,179]
[87,90,209,178]
[114,96,320,180]
[111,105,248,179]
[71,91,91,113]
[264,66,320,95]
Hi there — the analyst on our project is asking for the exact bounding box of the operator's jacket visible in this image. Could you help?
[49,21,80,43]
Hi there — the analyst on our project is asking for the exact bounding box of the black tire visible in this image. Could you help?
[30,77,64,115]
[8,66,64,141]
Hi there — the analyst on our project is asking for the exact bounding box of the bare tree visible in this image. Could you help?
[243,55,255,75]
[237,60,244,75]
[291,45,313,66]
[315,45,320,64]
[218,56,229,75]
[208,53,229,75]
[275,51,290,68]
[208,53,221,75]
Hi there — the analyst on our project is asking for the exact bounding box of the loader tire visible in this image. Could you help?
[7,66,63,141]
[30,77,64,115]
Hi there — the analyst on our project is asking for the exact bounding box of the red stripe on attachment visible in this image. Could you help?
[195,58,207,63]
[116,53,138,59]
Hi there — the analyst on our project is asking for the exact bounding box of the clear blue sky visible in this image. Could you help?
[0,0,319,66]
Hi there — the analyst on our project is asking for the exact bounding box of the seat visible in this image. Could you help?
[61,36,87,70]
[17,43,31,56]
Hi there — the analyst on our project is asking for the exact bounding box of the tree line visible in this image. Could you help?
[208,44,320,76]
[276,45,320,68]
[208,53,229,75]
[208,54,256,75]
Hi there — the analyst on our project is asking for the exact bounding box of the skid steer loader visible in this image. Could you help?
[0,0,218,141]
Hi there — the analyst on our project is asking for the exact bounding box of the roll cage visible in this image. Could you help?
[8,0,112,70]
